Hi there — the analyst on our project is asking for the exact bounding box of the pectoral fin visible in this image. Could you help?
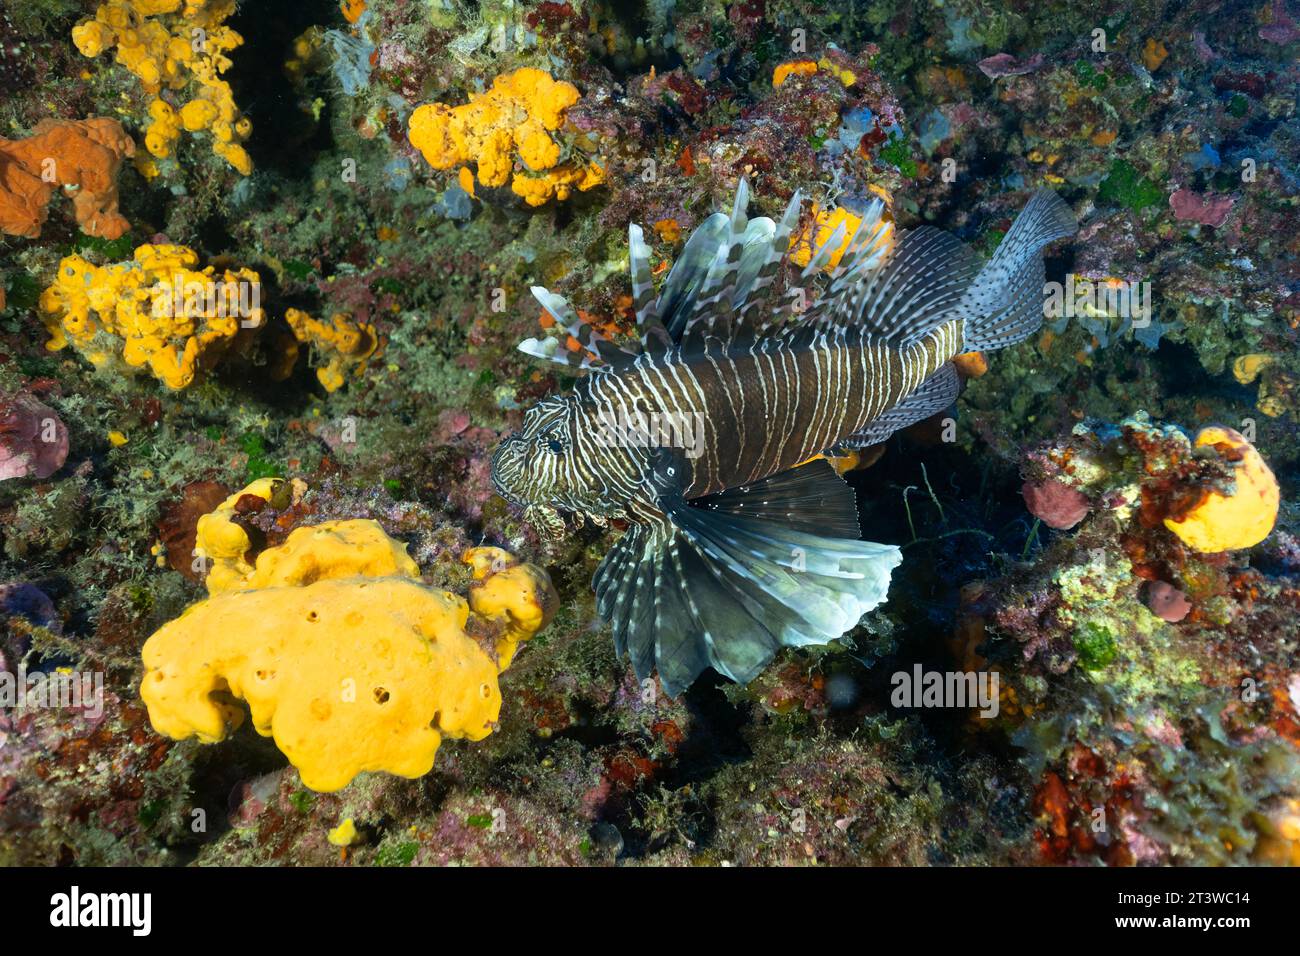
[688,458,862,537]
[592,461,900,696]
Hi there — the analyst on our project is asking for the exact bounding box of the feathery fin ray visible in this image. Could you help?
[518,183,1074,371]
[958,188,1078,352]
[690,458,861,538]
[594,464,901,696]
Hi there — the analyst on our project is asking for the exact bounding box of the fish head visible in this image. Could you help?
[492,394,636,520]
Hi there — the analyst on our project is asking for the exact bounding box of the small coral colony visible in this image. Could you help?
[0,0,1297,867]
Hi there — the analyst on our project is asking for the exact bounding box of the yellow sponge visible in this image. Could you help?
[141,576,504,791]
[143,490,559,791]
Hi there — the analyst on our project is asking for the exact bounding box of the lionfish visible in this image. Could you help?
[492,182,1076,696]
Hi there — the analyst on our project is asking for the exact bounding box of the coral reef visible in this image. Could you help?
[0,0,1295,871]
[953,414,1300,864]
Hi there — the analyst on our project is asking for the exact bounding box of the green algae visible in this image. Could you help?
[1072,621,1117,671]
[239,432,281,482]
[374,839,419,866]
[879,134,918,177]
[1097,159,1165,213]
[70,232,135,260]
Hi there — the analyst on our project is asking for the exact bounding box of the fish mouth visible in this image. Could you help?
[490,436,526,505]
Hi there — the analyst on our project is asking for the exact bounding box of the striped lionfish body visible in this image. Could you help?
[492,182,1077,696]
[576,311,965,501]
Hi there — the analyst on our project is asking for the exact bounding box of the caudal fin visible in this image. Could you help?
[959,189,1077,352]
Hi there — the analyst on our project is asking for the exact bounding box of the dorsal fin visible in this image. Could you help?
[623,179,806,354]
[520,181,987,372]
[736,189,802,327]
[519,285,640,372]
[800,219,849,279]
[678,215,787,352]
[658,212,729,339]
[684,179,754,339]
[798,226,981,347]
[821,198,894,325]
[516,335,605,371]
[627,224,673,357]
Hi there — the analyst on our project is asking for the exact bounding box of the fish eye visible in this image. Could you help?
[537,421,567,454]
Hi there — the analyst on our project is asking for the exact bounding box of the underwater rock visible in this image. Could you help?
[0,581,61,659]
[0,581,58,627]
[1259,0,1300,43]
[965,414,1300,864]
[156,480,232,581]
[321,14,375,98]
[435,180,474,220]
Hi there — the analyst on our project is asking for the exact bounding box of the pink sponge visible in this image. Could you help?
[1146,581,1192,623]
[0,393,69,481]
[1022,478,1090,530]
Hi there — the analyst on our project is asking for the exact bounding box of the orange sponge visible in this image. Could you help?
[0,117,135,239]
